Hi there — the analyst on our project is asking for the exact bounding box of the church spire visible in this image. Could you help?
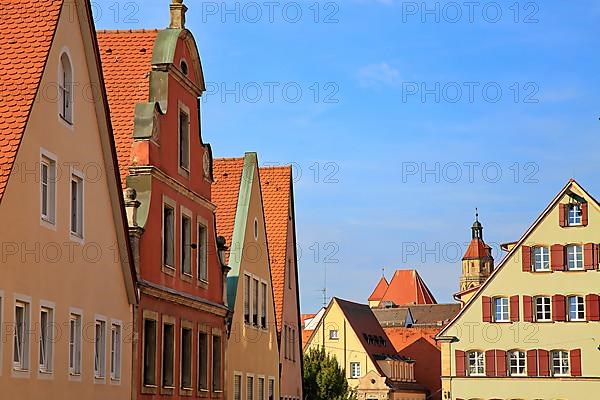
[471,208,483,240]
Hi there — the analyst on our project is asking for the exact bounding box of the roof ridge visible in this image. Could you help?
[214,156,246,162]
[97,29,161,34]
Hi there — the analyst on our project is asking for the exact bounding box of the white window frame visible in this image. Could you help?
[350,362,361,378]
[535,296,552,322]
[568,204,582,226]
[94,317,107,380]
[162,197,176,271]
[244,273,251,324]
[246,374,254,400]
[568,295,585,321]
[197,220,208,283]
[110,320,122,382]
[552,350,570,376]
[260,280,268,329]
[268,377,275,400]
[257,376,265,400]
[494,297,510,322]
[509,350,526,376]
[533,246,550,272]
[58,50,74,125]
[329,329,339,340]
[567,244,584,270]
[68,309,83,377]
[180,208,193,277]
[180,323,193,390]
[178,102,191,174]
[69,169,84,241]
[40,149,57,227]
[467,350,485,376]
[13,296,31,372]
[38,302,55,374]
[161,319,176,389]
[233,373,242,400]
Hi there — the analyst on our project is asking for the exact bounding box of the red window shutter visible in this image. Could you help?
[559,204,567,227]
[551,244,565,271]
[485,350,496,377]
[586,294,600,321]
[523,295,533,322]
[584,243,595,270]
[527,349,538,376]
[482,296,492,323]
[595,244,600,270]
[455,350,466,377]
[496,350,507,377]
[570,349,582,376]
[538,350,550,377]
[581,203,589,226]
[522,245,532,272]
[510,295,520,322]
[552,294,566,321]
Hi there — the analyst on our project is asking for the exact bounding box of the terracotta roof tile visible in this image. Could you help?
[0,0,62,202]
[377,270,437,306]
[368,276,389,301]
[96,29,158,187]
[462,238,492,260]
[213,158,245,262]
[259,166,292,334]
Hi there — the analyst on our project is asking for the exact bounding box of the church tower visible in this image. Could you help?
[459,211,494,292]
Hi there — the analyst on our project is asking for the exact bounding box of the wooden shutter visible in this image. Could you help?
[581,203,589,226]
[523,295,533,322]
[496,350,507,377]
[538,350,550,377]
[551,244,565,271]
[586,294,600,321]
[510,296,520,322]
[559,204,567,227]
[552,295,566,321]
[482,296,492,323]
[485,350,496,377]
[570,349,582,377]
[584,243,595,270]
[527,350,538,376]
[455,350,466,377]
[522,245,532,272]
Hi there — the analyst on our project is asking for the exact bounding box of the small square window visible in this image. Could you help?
[329,330,339,340]
[350,362,361,378]
[567,245,584,270]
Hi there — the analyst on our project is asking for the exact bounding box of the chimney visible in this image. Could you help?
[169,0,187,29]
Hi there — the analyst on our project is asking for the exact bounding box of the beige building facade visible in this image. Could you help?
[437,180,600,399]
[0,0,136,399]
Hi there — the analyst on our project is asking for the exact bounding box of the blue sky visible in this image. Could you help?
[93,0,600,313]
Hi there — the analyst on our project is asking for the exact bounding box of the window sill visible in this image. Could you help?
[40,217,57,231]
[69,232,84,244]
[178,167,190,179]
[162,264,176,276]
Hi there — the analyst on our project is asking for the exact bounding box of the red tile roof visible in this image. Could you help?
[377,270,437,306]
[384,327,441,351]
[96,29,158,186]
[0,0,62,201]
[259,166,292,335]
[368,276,389,301]
[462,238,491,260]
[213,158,245,262]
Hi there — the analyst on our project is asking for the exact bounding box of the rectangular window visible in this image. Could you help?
[268,378,274,400]
[212,335,223,391]
[258,377,265,400]
[329,329,339,340]
[467,351,485,375]
[162,323,175,387]
[568,204,582,226]
[350,362,361,378]
[244,275,251,324]
[181,214,192,276]
[261,282,267,328]
[533,246,550,271]
[568,296,585,321]
[110,324,121,380]
[163,204,175,268]
[252,278,259,325]
[69,313,82,375]
[494,297,509,322]
[143,319,157,386]
[198,331,208,391]
[39,307,53,373]
[179,110,190,170]
[181,327,193,389]
[567,245,584,270]
[234,374,242,400]
[247,376,254,400]
[14,301,30,370]
[40,156,56,223]
[509,350,526,376]
[197,224,208,282]
[552,350,570,376]
[535,296,552,321]
[70,174,83,237]
[94,320,106,378]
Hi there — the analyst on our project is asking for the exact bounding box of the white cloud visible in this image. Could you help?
[356,62,401,88]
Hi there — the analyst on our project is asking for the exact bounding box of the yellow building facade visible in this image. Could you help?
[437,180,600,399]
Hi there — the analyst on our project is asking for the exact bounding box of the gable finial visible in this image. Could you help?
[382,267,385,279]
[475,207,479,222]
[169,0,187,29]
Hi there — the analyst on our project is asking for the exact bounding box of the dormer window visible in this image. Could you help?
[59,52,73,124]
[568,204,582,226]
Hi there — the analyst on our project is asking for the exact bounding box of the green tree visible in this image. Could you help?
[303,347,357,400]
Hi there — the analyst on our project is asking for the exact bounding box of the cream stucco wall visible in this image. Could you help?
[227,164,280,400]
[0,1,133,399]
[440,184,600,400]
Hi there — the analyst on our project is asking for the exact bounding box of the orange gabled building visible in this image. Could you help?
[259,166,303,400]
[97,1,229,399]
[368,270,436,308]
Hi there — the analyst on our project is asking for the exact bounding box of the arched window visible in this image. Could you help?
[59,52,73,123]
